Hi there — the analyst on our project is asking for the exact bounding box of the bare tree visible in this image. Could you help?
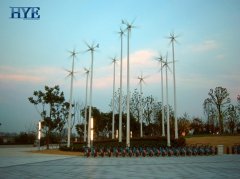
[178,113,191,136]
[142,95,155,125]
[225,104,238,134]
[130,89,141,122]
[203,86,230,133]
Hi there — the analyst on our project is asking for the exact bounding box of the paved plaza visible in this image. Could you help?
[0,145,240,178]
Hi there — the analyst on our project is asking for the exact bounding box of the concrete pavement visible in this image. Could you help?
[0,145,240,178]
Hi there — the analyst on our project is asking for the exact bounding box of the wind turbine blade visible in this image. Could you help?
[84,41,91,49]
[131,17,137,25]
[121,19,127,25]
[142,79,147,85]
[167,66,172,73]
[167,31,180,45]
[64,68,71,74]
[117,27,125,37]
[65,73,71,79]
[143,74,151,79]
[109,56,118,65]
[84,67,89,73]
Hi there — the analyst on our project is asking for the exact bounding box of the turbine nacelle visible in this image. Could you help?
[85,42,99,52]
[121,19,137,33]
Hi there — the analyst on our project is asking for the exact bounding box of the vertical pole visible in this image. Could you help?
[140,81,143,138]
[126,28,130,147]
[165,60,170,147]
[112,60,116,139]
[161,61,165,136]
[172,42,178,139]
[84,71,89,142]
[67,55,74,148]
[38,121,41,151]
[119,32,123,142]
[88,50,94,148]
[90,117,93,147]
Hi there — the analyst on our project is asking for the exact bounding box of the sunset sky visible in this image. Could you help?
[0,0,239,133]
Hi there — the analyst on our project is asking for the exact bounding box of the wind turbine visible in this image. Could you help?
[155,54,165,137]
[168,32,179,139]
[85,42,99,148]
[83,67,89,142]
[66,48,78,148]
[118,27,124,142]
[111,56,118,139]
[162,53,172,147]
[137,72,146,138]
[122,19,136,147]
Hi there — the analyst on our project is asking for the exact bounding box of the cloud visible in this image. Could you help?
[81,49,159,90]
[0,74,43,83]
[129,49,156,66]
[190,40,219,53]
[0,66,64,84]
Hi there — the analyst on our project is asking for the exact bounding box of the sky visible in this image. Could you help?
[0,0,240,133]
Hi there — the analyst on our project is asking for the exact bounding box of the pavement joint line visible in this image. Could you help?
[0,156,75,169]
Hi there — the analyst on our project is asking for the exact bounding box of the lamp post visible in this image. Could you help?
[38,120,42,151]
[90,117,94,147]
[116,129,118,139]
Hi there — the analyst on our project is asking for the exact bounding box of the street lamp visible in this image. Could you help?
[38,120,43,151]
[90,117,94,147]
[116,129,118,139]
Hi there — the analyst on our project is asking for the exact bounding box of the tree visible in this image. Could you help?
[237,95,240,133]
[237,95,240,118]
[76,106,112,140]
[143,95,155,125]
[178,113,191,136]
[110,88,127,113]
[28,85,68,149]
[190,117,205,134]
[203,87,230,133]
[129,89,141,122]
[15,132,35,144]
[225,104,238,134]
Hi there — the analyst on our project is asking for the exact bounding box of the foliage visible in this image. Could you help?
[72,87,240,148]
[130,89,141,122]
[203,86,231,133]
[191,118,205,134]
[28,85,68,149]
[59,137,186,151]
[178,113,191,135]
[14,132,36,144]
[224,104,239,134]
[142,95,155,125]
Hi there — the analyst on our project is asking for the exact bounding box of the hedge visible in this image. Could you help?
[60,137,186,152]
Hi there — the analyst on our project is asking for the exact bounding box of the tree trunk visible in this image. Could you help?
[46,130,50,149]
